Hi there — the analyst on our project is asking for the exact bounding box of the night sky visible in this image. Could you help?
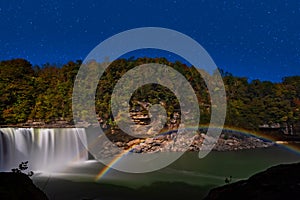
[1,0,300,82]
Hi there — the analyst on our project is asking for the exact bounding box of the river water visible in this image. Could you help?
[33,146,300,199]
[1,128,300,199]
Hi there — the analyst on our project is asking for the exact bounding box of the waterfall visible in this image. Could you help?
[0,128,88,172]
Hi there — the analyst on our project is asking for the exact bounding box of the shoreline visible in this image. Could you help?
[0,126,279,153]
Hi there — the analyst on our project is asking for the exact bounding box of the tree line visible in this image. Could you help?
[0,58,299,131]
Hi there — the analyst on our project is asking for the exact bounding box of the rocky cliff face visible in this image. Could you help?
[204,162,300,200]
[0,172,48,200]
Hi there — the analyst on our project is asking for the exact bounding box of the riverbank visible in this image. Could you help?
[0,126,274,155]
[98,131,274,158]
[204,162,300,199]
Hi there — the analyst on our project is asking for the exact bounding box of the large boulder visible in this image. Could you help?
[204,162,300,200]
[0,172,48,200]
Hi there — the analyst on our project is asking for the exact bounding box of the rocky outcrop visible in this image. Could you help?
[98,130,273,158]
[127,132,273,153]
[204,162,300,200]
[0,172,48,200]
[211,134,272,151]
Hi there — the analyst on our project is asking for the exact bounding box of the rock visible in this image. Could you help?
[132,145,142,153]
[0,172,48,200]
[103,130,274,154]
[127,139,141,147]
[115,141,124,147]
[145,138,154,144]
[204,162,300,200]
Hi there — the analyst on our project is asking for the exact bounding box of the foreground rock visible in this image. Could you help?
[0,172,48,200]
[204,162,300,200]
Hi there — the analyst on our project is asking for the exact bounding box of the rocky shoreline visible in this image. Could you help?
[211,133,273,151]
[98,131,274,158]
[0,123,274,154]
[204,162,300,200]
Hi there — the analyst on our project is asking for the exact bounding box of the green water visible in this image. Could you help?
[92,146,300,187]
[33,146,300,199]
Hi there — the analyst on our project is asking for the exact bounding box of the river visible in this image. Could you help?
[1,128,300,199]
[33,146,300,199]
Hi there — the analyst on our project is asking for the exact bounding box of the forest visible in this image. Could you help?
[0,58,299,131]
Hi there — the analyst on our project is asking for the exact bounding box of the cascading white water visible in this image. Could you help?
[0,128,88,172]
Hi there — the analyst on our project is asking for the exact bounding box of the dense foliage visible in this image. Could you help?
[0,58,299,130]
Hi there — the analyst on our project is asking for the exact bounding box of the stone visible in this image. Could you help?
[115,141,124,147]
[204,162,300,200]
[0,172,48,200]
[145,138,154,144]
[127,139,141,147]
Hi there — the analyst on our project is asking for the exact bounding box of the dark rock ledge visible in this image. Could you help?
[204,162,300,200]
[0,172,49,200]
